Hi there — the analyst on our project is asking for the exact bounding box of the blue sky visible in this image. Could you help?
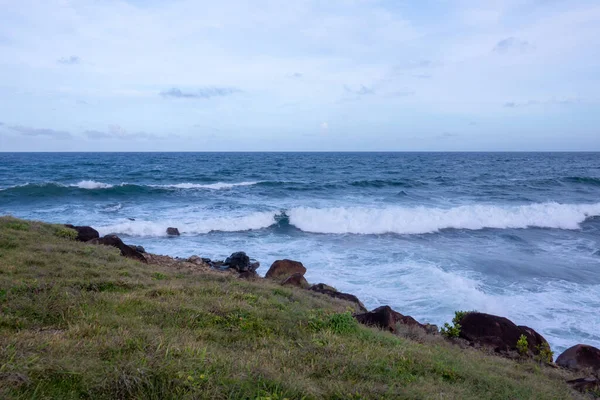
[0,0,599,151]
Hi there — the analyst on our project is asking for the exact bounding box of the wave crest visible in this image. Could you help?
[287,202,600,234]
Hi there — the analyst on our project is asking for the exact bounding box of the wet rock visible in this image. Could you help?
[458,312,549,358]
[88,234,146,263]
[309,284,367,313]
[354,305,428,333]
[166,227,180,236]
[224,252,259,273]
[556,344,600,372]
[281,273,309,288]
[64,224,99,242]
[309,283,337,292]
[266,259,307,280]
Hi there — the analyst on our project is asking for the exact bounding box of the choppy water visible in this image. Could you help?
[1,152,599,353]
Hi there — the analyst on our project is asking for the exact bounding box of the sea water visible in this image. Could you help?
[1,152,599,354]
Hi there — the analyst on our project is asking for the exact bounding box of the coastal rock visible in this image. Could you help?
[88,234,146,263]
[129,245,146,253]
[166,227,180,236]
[309,283,337,292]
[354,305,428,333]
[266,259,307,280]
[64,224,99,242]
[188,255,206,265]
[238,271,259,280]
[223,252,259,273]
[556,344,600,372]
[281,273,309,288]
[309,283,367,313]
[566,377,600,394]
[458,312,549,357]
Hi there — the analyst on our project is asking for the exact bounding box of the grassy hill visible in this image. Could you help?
[0,216,584,399]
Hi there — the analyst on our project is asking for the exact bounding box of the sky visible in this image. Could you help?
[0,0,599,151]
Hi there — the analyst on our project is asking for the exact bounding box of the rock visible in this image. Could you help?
[166,227,180,236]
[556,344,600,372]
[188,255,205,265]
[128,218,135,221]
[88,234,146,263]
[129,245,145,253]
[223,252,259,273]
[266,259,307,280]
[64,224,99,242]
[309,284,367,313]
[281,273,309,288]
[354,305,428,333]
[423,324,440,335]
[238,271,259,280]
[310,283,337,292]
[566,377,600,394]
[458,312,549,357]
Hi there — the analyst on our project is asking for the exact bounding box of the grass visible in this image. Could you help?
[0,216,584,399]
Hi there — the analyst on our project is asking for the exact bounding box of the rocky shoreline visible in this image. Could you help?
[66,223,600,395]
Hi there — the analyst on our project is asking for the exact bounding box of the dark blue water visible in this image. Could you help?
[1,152,600,353]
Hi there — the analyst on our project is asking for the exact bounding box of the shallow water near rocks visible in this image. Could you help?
[1,152,599,354]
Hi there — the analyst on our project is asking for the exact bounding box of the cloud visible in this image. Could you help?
[84,125,166,140]
[504,98,581,108]
[439,132,460,138]
[57,56,81,65]
[414,73,432,79]
[290,72,303,78]
[386,90,415,98]
[493,37,535,54]
[0,122,4,126]
[160,87,241,99]
[8,125,72,139]
[320,122,329,130]
[344,85,375,96]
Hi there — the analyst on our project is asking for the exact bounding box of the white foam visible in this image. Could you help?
[71,180,114,189]
[287,202,600,234]
[153,181,260,190]
[97,211,277,237]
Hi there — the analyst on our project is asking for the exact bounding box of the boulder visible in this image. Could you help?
[64,224,99,242]
[238,271,259,280]
[556,344,600,372]
[566,377,600,394]
[88,234,146,263]
[166,227,180,236]
[281,273,309,288]
[310,283,337,292]
[129,245,146,253]
[354,305,428,333]
[309,284,367,313]
[223,252,259,273]
[266,259,307,280]
[458,312,549,357]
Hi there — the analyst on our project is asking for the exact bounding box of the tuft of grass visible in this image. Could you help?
[517,334,529,356]
[0,217,585,399]
[54,226,77,241]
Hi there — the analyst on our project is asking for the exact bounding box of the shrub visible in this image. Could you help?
[535,342,554,364]
[516,334,529,356]
[326,312,358,334]
[440,310,471,338]
[55,227,77,240]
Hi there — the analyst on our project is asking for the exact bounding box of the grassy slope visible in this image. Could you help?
[0,217,583,399]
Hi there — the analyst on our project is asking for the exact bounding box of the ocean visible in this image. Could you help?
[1,152,599,354]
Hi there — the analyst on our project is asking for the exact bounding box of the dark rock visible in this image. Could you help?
[266,259,307,280]
[556,344,600,372]
[310,283,337,292]
[88,234,146,263]
[458,312,549,357]
[238,271,259,280]
[64,224,99,242]
[354,305,428,333]
[223,252,258,273]
[309,284,367,313]
[566,377,600,394]
[281,273,309,288]
[129,245,145,253]
[128,218,135,221]
[166,227,180,236]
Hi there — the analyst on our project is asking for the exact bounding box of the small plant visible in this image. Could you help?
[440,310,470,338]
[535,342,554,364]
[516,334,529,356]
[326,312,358,334]
[54,227,77,240]
[151,272,168,280]
[6,222,29,231]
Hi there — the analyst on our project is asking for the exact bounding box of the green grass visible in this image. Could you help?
[0,216,583,399]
